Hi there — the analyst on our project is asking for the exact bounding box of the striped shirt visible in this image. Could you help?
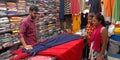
[18,16,37,45]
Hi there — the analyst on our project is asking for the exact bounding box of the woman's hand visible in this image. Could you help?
[96,55,102,60]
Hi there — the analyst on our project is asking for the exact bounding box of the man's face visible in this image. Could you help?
[30,11,39,19]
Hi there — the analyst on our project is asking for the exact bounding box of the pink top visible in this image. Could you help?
[89,24,103,52]
[18,16,37,45]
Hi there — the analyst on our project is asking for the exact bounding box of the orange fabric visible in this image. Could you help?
[103,0,114,16]
[72,14,81,33]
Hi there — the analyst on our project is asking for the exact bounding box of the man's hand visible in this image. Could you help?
[24,45,33,50]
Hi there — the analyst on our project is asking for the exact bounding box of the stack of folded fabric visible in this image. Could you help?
[10,16,23,33]
[0,30,13,49]
[0,50,13,59]
[7,2,17,15]
[35,0,60,41]
[0,17,9,24]
[108,23,120,55]
[10,16,23,22]
[0,1,7,16]
[17,0,26,13]
[0,17,10,31]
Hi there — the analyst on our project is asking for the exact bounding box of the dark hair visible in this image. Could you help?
[29,5,39,12]
[94,14,106,26]
[88,13,94,18]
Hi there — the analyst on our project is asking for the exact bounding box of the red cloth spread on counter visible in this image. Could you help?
[10,38,84,60]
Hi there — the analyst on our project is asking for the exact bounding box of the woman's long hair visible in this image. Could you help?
[94,14,106,26]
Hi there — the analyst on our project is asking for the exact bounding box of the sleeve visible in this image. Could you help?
[18,21,27,38]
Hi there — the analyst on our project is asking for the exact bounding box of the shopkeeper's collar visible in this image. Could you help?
[27,15,35,22]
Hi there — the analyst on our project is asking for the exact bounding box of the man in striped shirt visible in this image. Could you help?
[18,5,39,50]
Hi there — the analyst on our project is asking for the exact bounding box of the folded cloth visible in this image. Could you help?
[10,38,84,60]
[23,33,83,55]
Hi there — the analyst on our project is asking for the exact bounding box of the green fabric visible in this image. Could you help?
[0,38,12,42]
[113,0,120,22]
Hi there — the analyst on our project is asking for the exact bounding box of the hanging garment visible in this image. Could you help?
[64,14,72,29]
[80,0,86,12]
[113,0,120,22]
[23,33,83,55]
[89,0,101,13]
[64,0,70,15]
[69,0,80,14]
[103,0,114,17]
[72,14,81,33]
[81,13,88,29]
[60,0,64,19]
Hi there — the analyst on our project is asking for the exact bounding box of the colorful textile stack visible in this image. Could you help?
[7,2,17,15]
[108,24,120,54]
[17,0,26,13]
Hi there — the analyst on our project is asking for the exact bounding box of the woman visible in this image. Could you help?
[86,13,95,39]
[83,13,95,59]
[89,14,108,60]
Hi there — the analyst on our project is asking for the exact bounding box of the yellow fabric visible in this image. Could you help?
[72,14,81,33]
[114,27,120,34]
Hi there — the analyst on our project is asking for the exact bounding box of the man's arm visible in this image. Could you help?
[19,36,32,49]
[19,36,27,47]
[18,21,32,49]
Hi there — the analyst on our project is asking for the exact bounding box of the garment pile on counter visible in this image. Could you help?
[0,33,84,60]
[108,23,120,55]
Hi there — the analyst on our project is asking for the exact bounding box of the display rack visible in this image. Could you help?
[0,0,60,55]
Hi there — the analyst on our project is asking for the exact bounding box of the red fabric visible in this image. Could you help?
[10,48,29,60]
[18,15,37,45]
[10,39,84,60]
[69,0,80,14]
[89,24,103,51]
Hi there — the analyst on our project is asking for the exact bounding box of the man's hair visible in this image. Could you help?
[29,5,39,12]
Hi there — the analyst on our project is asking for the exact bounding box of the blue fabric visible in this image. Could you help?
[60,0,64,19]
[89,0,101,13]
[23,33,83,55]
[111,34,120,41]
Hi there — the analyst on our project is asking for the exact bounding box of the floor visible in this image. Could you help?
[107,52,120,60]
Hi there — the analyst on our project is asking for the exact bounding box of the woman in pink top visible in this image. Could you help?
[89,14,108,60]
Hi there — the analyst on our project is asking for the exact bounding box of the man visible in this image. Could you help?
[18,5,39,50]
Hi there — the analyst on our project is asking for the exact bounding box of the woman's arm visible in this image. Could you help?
[99,27,108,56]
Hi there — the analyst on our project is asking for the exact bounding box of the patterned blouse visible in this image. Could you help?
[86,23,95,38]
